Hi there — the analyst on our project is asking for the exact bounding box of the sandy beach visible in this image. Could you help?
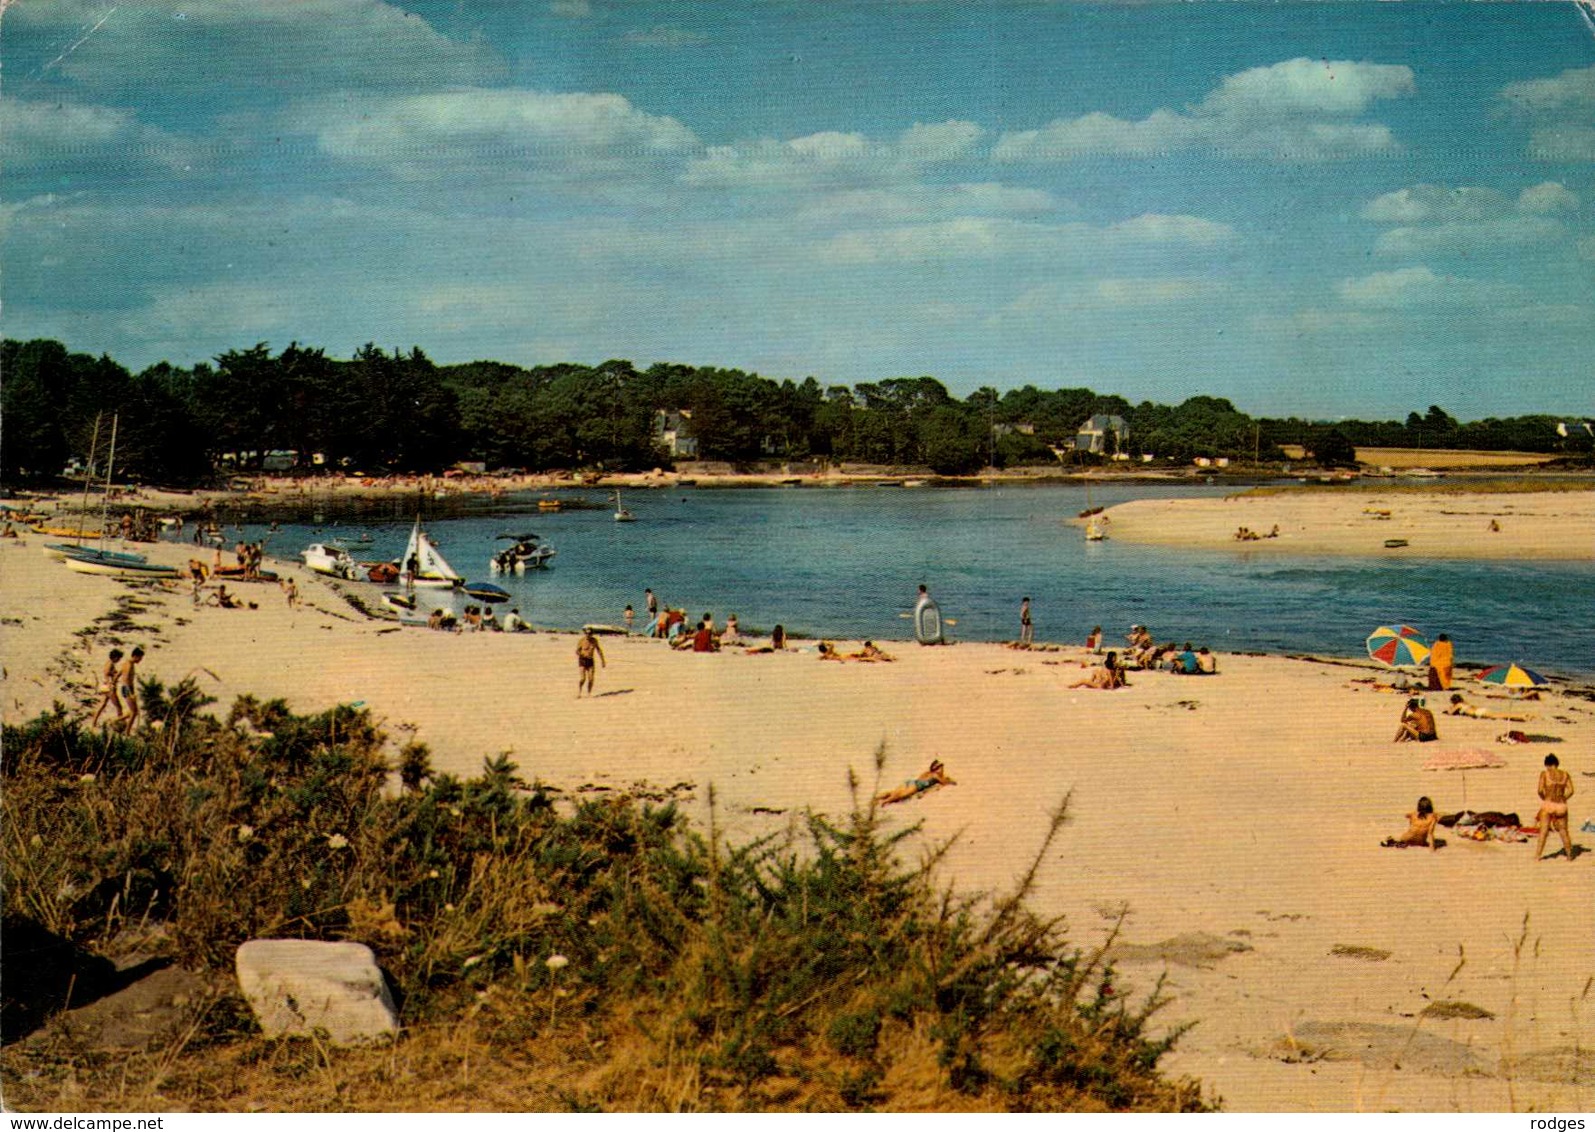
[1094,488,1595,561]
[2,531,1590,1112]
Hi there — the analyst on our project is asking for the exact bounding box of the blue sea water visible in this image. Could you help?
[250,484,1595,678]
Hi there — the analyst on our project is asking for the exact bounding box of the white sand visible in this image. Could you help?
[2,535,1591,1111]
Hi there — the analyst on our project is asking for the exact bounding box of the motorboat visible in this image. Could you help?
[302,542,360,580]
[491,532,556,572]
[401,517,463,588]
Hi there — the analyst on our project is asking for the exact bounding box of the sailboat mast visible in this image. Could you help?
[75,413,103,546]
[98,414,119,550]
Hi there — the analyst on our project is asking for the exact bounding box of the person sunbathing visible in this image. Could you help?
[853,641,894,662]
[1444,693,1532,722]
[876,759,956,805]
[1381,796,1440,850]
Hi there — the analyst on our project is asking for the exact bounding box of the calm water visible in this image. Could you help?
[239,484,1595,678]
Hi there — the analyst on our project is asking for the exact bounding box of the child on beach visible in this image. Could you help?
[1381,796,1440,850]
[624,604,635,634]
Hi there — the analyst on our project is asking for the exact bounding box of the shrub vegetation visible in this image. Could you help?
[2,682,1209,1112]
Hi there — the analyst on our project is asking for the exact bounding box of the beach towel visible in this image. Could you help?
[1421,748,1507,771]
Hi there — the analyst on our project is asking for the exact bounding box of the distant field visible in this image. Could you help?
[1276,445,1558,468]
[1354,447,1558,468]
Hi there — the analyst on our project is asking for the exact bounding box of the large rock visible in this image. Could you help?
[235,939,398,1045]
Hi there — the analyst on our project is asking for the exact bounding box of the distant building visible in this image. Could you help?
[992,421,1037,438]
[654,409,699,458]
[1074,414,1129,456]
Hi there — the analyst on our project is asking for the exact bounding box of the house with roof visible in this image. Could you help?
[1074,414,1130,456]
[654,409,699,458]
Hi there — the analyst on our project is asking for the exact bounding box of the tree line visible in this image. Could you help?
[1,338,1583,485]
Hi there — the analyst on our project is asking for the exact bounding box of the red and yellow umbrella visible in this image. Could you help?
[1367,624,1430,668]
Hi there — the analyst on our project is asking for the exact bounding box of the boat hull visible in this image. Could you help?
[64,557,180,579]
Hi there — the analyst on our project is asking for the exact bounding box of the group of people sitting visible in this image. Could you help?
[1233,525,1280,541]
[1122,626,1218,673]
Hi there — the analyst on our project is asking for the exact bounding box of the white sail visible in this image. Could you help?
[403,518,461,583]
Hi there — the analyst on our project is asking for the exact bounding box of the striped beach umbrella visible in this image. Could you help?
[1367,625,1430,668]
[1475,663,1548,689]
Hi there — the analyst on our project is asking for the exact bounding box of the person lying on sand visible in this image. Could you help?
[1394,698,1438,743]
[877,759,956,805]
[1381,796,1440,850]
[1444,693,1532,722]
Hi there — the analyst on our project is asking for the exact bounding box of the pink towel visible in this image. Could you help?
[1421,748,1508,771]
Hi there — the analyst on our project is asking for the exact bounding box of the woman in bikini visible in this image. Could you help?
[876,759,955,805]
[1381,796,1439,850]
[1534,754,1575,863]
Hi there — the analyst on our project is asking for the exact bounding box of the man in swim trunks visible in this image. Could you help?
[1019,597,1032,646]
[1394,698,1438,743]
[114,647,144,732]
[576,628,606,697]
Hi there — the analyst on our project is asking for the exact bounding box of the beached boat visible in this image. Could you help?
[302,543,360,580]
[490,532,556,573]
[45,544,148,566]
[64,556,181,580]
[402,517,463,587]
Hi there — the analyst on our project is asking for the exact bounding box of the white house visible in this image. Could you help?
[1074,414,1130,456]
[654,409,699,458]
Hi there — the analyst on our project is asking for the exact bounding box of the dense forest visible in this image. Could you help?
[1,338,1584,485]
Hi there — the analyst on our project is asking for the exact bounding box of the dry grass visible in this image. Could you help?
[1353,448,1561,469]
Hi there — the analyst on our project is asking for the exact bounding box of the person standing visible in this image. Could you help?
[1019,596,1033,646]
[90,649,124,729]
[645,587,658,621]
[1428,633,1454,691]
[114,647,144,732]
[624,604,635,634]
[1534,754,1575,863]
[576,629,606,697]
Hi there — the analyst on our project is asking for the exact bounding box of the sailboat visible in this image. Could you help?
[53,415,168,574]
[1080,477,1107,542]
[401,516,463,588]
[613,489,637,522]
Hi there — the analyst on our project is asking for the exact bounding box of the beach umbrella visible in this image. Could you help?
[463,581,511,604]
[1367,625,1430,668]
[1475,663,1548,690]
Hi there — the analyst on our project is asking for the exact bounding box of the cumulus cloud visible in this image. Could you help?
[1499,65,1595,162]
[303,89,701,178]
[793,183,1063,223]
[993,57,1413,162]
[1361,181,1577,256]
[7,0,502,94]
[682,121,984,189]
[0,95,197,177]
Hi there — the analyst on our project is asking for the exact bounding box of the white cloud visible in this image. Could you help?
[1107,213,1234,246]
[993,58,1413,162]
[682,121,984,189]
[1336,266,1519,309]
[0,96,197,175]
[1360,181,1576,256]
[1518,181,1580,214]
[1092,277,1230,307]
[1500,64,1595,113]
[7,0,502,93]
[304,89,701,178]
[1500,65,1595,162]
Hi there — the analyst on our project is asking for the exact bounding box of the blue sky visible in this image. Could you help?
[4,1,1593,419]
